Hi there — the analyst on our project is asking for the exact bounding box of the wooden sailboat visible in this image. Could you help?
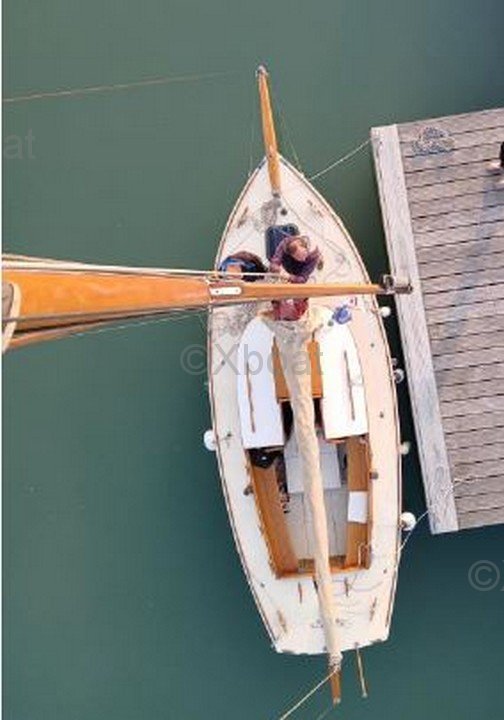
[208,66,404,704]
[2,66,409,706]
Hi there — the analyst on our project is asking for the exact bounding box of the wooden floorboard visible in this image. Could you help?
[372,107,504,533]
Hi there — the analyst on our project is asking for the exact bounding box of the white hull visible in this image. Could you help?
[208,156,401,656]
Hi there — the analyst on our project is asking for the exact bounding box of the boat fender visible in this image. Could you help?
[399,441,411,456]
[400,512,417,532]
[203,429,216,452]
[379,305,392,318]
[393,368,405,384]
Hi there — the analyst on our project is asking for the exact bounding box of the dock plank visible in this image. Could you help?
[422,266,504,293]
[433,347,504,371]
[431,330,504,355]
[444,426,503,450]
[425,300,504,325]
[458,506,504,529]
[414,221,504,248]
[401,126,504,158]
[373,108,504,533]
[423,283,504,310]
[438,379,498,403]
[398,108,504,141]
[410,190,504,220]
[419,251,504,279]
[408,176,504,203]
[454,458,504,480]
[412,204,504,234]
[403,144,499,173]
[442,410,504,434]
[406,160,504,189]
[427,313,504,341]
[440,394,504,418]
[454,476,503,497]
[456,491,504,515]
[435,360,504,387]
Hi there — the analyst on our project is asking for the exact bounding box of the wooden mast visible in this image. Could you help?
[257,65,281,196]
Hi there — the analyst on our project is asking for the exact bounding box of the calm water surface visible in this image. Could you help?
[3,2,504,718]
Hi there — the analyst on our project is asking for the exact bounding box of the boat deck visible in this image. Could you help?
[372,107,504,533]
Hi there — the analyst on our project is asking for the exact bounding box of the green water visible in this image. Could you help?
[3,2,504,718]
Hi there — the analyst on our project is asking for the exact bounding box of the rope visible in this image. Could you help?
[313,701,338,720]
[276,669,336,720]
[3,69,239,105]
[399,476,474,552]
[308,138,371,182]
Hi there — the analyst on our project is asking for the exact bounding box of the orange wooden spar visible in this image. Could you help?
[257,65,281,195]
[330,668,342,705]
[2,269,211,334]
[3,256,405,350]
[237,280,384,302]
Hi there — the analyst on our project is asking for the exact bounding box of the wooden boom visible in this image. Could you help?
[257,65,281,196]
[3,262,408,350]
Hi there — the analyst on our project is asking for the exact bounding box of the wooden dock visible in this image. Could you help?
[372,108,504,534]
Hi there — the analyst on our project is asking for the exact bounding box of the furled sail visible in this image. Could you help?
[262,309,342,689]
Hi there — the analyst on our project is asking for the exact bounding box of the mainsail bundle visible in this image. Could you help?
[263,309,342,701]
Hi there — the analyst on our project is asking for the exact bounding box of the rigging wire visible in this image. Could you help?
[247,82,257,178]
[313,700,338,720]
[308,138,371,182]
[276,669,337,720]
[3,69,240,105]
[2,256,281,281]
[9,307,208,348]
[270,84,303,172]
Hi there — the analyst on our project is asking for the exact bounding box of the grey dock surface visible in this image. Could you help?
[372,108,504,534]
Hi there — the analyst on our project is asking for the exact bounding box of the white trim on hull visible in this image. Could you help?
[208,156,402,656]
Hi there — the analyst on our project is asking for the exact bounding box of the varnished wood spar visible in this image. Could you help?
[3,265,391,349]
[329,668,342,705]
[4,267,387,325]
[3,270,211,332]
[237,280,385,301]
[257,65,281,195]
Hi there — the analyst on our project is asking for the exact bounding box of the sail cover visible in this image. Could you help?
[263,308,342,670]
